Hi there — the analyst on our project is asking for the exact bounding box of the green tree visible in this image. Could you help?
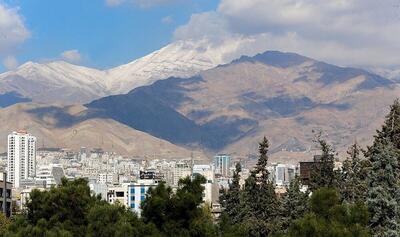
[3,178,158,237]
[367,142,400,236]
[86,203,159,237]
[309,136,338,191]
[220,162,243,224]
[287,188,370,237]
[25,178,101,236]
[339,142,369,203]
[241,137,280,236]
[368,99,400,156]
[142,175,217,237]
[279,177,309,233]
[0,213,10,233]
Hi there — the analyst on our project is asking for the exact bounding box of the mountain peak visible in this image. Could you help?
[233,50,313,68]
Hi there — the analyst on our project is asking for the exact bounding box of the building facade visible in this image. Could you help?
[171,160,192,186]
[7,131,36,188]
[127,179,159,216]
[0,173,12,217]
[214,154,231,177]
[192,164,216,205]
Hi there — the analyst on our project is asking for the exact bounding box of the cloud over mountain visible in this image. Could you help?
[61,50,82,64]
[175,0,400,67]
[0,3,30,69]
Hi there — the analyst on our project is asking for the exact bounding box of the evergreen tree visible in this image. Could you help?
[3,178,159,237]
[279,177,309,233]
[241,137,280,236]
[365,99,400,236]
[339,142,369,203]
[367,142,400,236]
[220,162,243,224]
[368,99,400,155]
[142,175,218,237]
[309,136,338,191]
[287,188,370,237]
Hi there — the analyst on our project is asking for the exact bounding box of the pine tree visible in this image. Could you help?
[367,99,400,156]
[287,188,370,237]
[242,137,280,236]
[367,142,400,236]
[365,100,400,236]
[279,177,309,233]
[340,142,369,203]
[220,162,243,224]
[309,136,338,191]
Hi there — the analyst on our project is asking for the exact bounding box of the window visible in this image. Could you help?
[130,188,135,194]
[140,187,146,194]
[141,195,146,201]
[116,191,124,197]
[130,203,135,209]
[131,196,135,201]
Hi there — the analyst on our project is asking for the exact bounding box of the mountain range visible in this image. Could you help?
[0,42,399,162]
[0,39,243,105]
[0,103,206,159]
[86,50,397,160]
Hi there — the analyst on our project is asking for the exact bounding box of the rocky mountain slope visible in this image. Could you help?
[0,103,206,159]
[87,51,397,160]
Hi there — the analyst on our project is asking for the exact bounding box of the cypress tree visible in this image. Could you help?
[367,99,400,157]
[367,142,400,236]
[220,162,243,224]
[365,100,400,236]
[279,177,309,233]
[309,136,338,191]
[242,137,280,236]
[340,142,369,203]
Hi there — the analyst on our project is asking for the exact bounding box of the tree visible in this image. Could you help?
[279,177,309,233]
[309,136,338,191]
[3,178,159,237]
[86,203,160,237]
[141,182,173,229]
[367,142,400,236]
[287,188,370,237]
[142,175,217,237]
[220,162,243,224]
[241,137,280,236]
[368,99,400,156]
[339,142,369,204]
[364,100,400,236]
[24,178,101,236]
[0,213,10,233]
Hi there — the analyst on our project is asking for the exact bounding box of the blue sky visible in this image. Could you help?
[0,1,399,72]
[0,0,218,71]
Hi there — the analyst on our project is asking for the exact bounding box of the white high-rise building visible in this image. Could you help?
[214,154,231,177]
[7,131,36,188]
[172,160,192,186]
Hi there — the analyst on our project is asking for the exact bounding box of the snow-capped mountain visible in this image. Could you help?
[0,61,108,104]
[0,39,251,104]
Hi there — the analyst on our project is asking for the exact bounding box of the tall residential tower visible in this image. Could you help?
[7,131,36,188]
[214,154,231,177]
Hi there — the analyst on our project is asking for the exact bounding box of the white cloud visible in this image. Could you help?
[0,4,30,55]
[105,0,179,8]
[61,49,82,63]
[105,0,125,7]
[3,55,18,70]
[174,0,400,67]
[161,15,174,24]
